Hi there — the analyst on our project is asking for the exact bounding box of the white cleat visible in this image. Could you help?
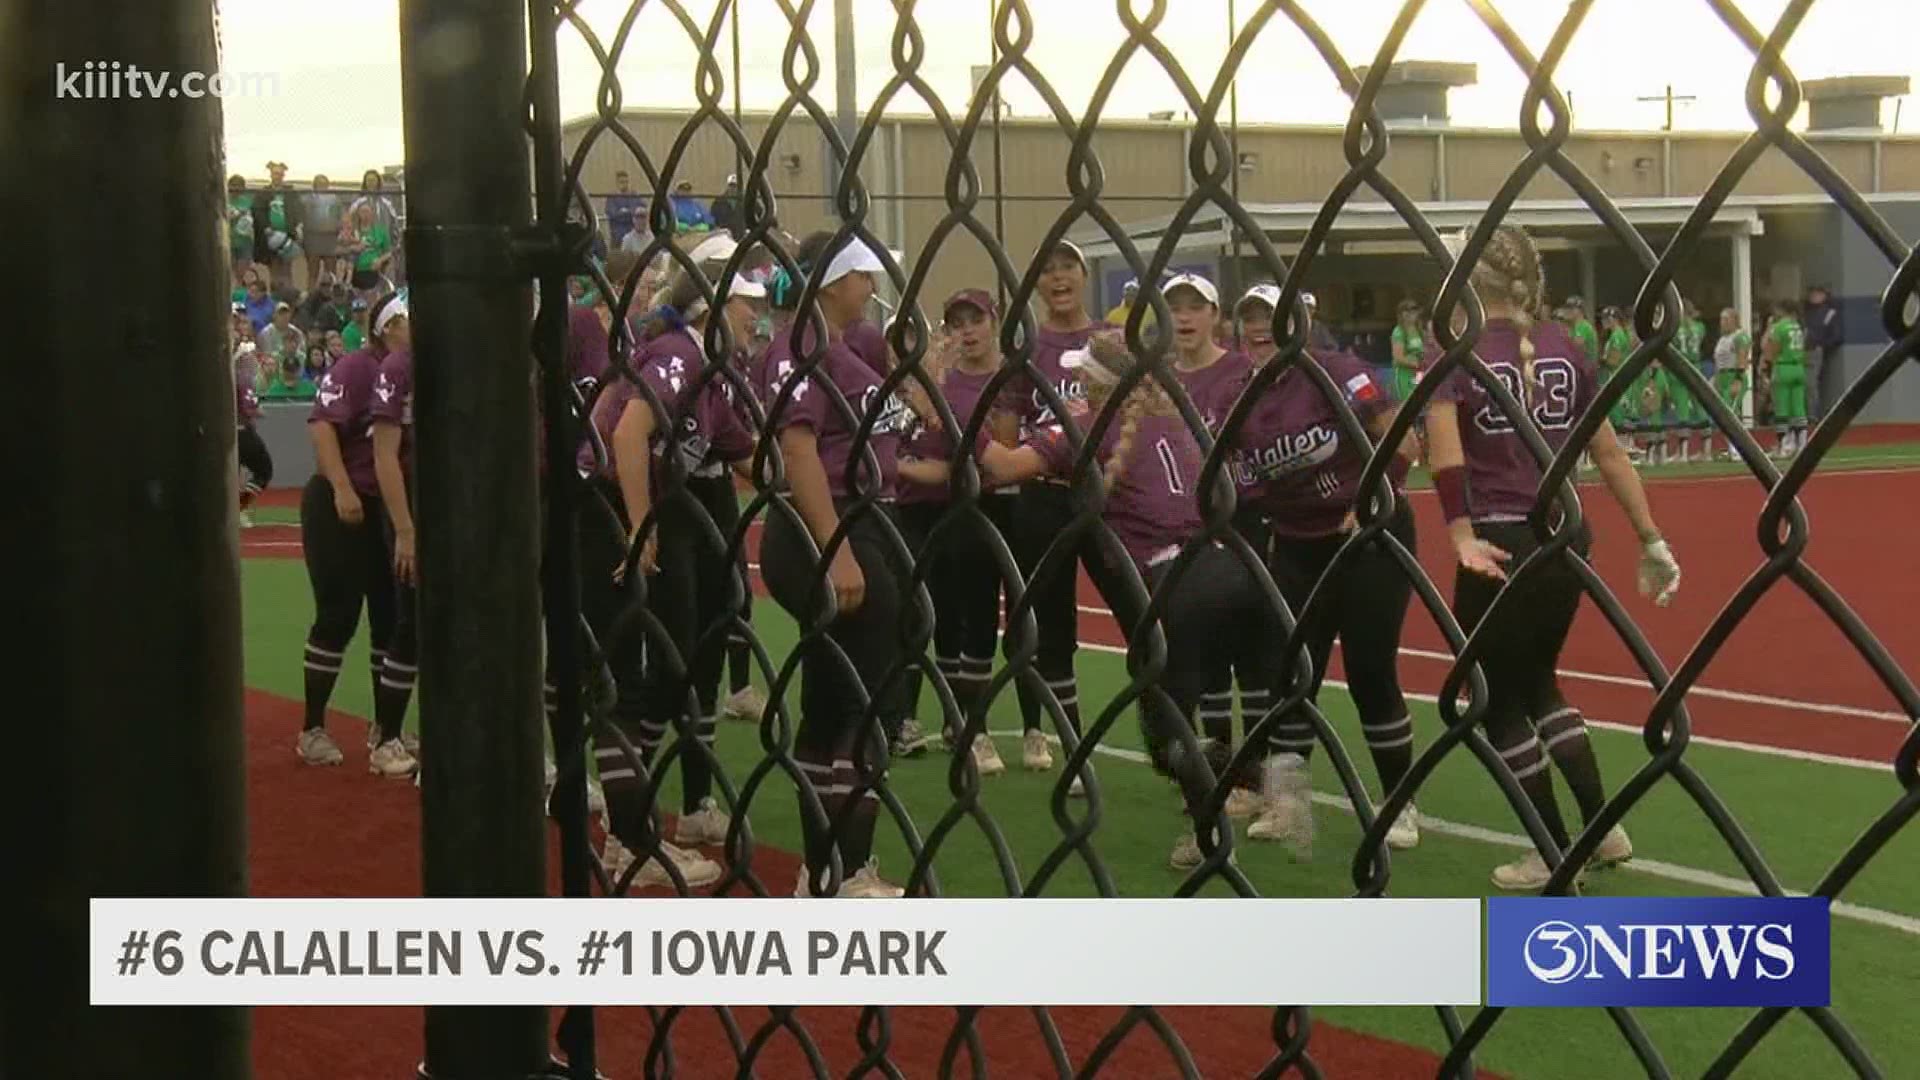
[1247,754,1313,860]
[1022,729,1054,771]
[794,858,905,898]
[720,685,767,724]
[297,727,344,766]
[1169,828,1237,871]
[971,735,1006,776]
[604,836,721,890]
[1491,850,1559,892]
[369,738,418,779]
[1224,787,1262,821]
[1592,824,1634,870]
[674,797,731,846]
[1385,803,1422,850]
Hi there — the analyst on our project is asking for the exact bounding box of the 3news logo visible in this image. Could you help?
[1487,897,1830,1007]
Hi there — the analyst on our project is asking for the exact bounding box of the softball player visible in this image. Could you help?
[1425,225,1680,890]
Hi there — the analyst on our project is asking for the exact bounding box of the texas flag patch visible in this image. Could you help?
[1344,372,1380,403]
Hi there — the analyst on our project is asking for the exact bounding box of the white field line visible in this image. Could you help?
[1073,604,1909,726]
[989,724,1920,938]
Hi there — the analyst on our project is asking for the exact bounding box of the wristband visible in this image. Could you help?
[1432,465,1470,524]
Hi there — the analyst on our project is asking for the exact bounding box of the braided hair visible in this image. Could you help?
[1078,332,1181,495]
[1467,224,1546,404]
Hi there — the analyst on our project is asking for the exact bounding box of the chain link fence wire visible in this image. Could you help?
[508,0,1920,1075]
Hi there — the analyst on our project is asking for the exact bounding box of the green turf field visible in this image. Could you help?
[241,554,1920,1080]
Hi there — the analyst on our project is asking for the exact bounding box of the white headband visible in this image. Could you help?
[1236,284,1282,315]
[372,296,409,337]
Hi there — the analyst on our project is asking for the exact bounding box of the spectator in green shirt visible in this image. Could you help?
[259,354,316,400]
[1565,295,1599,361]
[1388,298,1426,403]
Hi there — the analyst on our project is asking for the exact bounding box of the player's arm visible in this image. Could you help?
[780,425,866,614]
[977,439,1051,487]
[610,396,658,577]
[1589,416,1680,604]
[308,421,361,524]
[1366,405,1419,470]
[1391,334,1408,369]
[371,421,414,583]
[897,457,950,487]
[1423,401,1508,581]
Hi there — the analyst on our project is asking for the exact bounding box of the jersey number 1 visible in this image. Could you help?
[1155,437,1186,495]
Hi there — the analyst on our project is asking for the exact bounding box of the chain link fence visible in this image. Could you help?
[512,0,1920,1075]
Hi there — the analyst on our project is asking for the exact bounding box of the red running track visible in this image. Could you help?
[243,689,1492,1079]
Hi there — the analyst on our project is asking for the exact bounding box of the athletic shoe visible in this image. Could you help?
[401,730,420,758]
[366,721,382,752]
[1169,829,1237,871]
[1592,824,1634,869]
[1386,803,1421,850]
[1068,774,1087,797]
[587,778,607,818]
[891,719,931,758]
[971,735,1006,776]
[604,837,721,890]
[297,727,344,766]
[369,738,418,779]
[1247,754,1312,859]
[239,510,256,529]
[1224,787,1261,820]
[794,859,905,898]
[1022,729,1054,771]
[675,797,730,846]
[720,686,767,724]
[1491,850,1564,892]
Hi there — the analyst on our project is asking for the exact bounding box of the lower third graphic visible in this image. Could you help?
[1488,896,1831,1008]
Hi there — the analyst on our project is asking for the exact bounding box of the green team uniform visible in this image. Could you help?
[1770,317,1808,423]
[1390,323,1424,402]
[1573,318,1599,362]
[1603,326,1637,428]
[1715,329,1751,409]
[1666,317,1707,428]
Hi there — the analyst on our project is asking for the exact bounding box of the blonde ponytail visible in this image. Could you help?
[1472,224,1546,408]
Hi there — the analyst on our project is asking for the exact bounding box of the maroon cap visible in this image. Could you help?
[943,288,998,321]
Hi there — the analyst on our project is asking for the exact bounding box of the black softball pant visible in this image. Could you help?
[299,475,393,729]
[1010,481,1087,735]
[577,479,729,828]
[1197,506,1276,757]
[1088,538,1284,815]
[896,493,1014,737]
[1264,504,1417,793]
[1452,520,1603,848]
[238,423,274,495]
[759,500,908,876]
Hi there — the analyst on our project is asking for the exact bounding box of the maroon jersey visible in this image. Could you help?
[236,382,260,427]
[1031,407,1203,573]
[897,365,1002,506]
[1431,319,1598,522]
[1175,349,1252,431]
[1227,350,1397,539]
[568,304,611,388]
[310,347,382,497]
[587,329,755,492]
[843,320,890,377]
[1009,321,1112,440]
[760,323,910,501]
[370,347,415,477]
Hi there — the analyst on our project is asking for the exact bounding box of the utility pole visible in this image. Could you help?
[829,0,857,206]
[1636,84,1697,132]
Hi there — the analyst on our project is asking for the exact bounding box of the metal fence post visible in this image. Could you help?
[12,0,248,1076]
[398,0,549,1076]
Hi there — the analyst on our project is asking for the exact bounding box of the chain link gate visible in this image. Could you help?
[501,0,1920,1075]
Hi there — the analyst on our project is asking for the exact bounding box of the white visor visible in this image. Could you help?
[1235,284,1282,315]
[1301,291,1318,308]
[373,297,409,336]
[1059,346,1093,370]
[819,240,887,288]
[725,277,766,301]
[688,233,740,264]
[1162,272,1219,307]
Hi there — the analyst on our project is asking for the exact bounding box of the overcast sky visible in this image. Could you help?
[217,0,1920,180]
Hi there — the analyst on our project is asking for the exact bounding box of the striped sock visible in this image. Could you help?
[1497,733,1569,850]
[1361,713,1416,796]
[1198,690,1234,746]
[1536,707,1606,827]
[374,656,417,743]
[302,642,344,731]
